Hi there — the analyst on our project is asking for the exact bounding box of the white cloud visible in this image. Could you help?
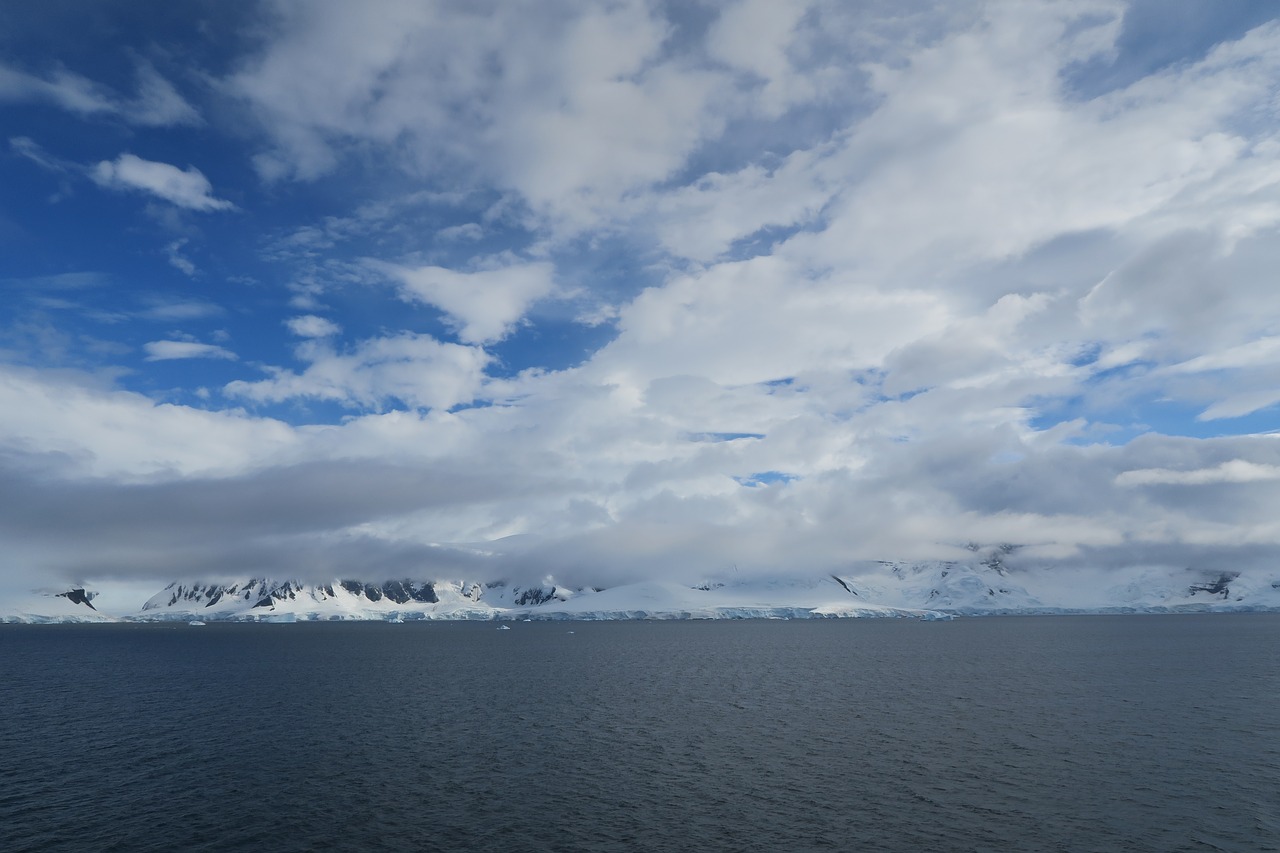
[285,315,342,338]
[1117,460,1280,487]
[705,0,814,118]
[1197,389,1280,422]
[221,1,797,229]
[1165,336,1280,374]
[14,2,1280,597]
[225,333,489,411]
[0,62,116,116]
[165,240,197,276]
[436,223,483,242]
[0,364,295,480]
[789,6,1268,278]
[144,341,237,362]
[127,63,201,127]
[137,298,225,322]
[649,146,832,262]
[374,259,556,344]
[91,154,234,211]
[588,254,950,388]
[9,136,72,172]
[0,60,198,125]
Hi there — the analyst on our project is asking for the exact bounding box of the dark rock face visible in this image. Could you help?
[271,581,299,601]
[338,579,437,604]
[56,588,97,610]
[408,582,437,603]
[830,576,855,595]
[383,581,411,603]
[515,586,557,606]
[1190,572,1240,599]
[145,577,444,613]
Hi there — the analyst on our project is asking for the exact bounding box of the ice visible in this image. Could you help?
[6,561,1280,622]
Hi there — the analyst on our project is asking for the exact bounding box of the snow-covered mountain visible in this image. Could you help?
[0,587,118,624]
[5,558,1280,623]
[129,574,941,622]
[137,578,494,621]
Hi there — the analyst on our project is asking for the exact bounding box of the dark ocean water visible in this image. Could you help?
[2,616,1279,852]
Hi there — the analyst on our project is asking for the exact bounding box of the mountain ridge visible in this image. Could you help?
[5,559,1279,623]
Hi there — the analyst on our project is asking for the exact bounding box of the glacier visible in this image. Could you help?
[4,557,1279,623]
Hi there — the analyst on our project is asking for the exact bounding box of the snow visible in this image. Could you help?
[0,588,118,624]
[4,560,1280,623]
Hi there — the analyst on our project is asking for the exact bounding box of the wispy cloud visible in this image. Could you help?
[285,315,342,338]
[166,240,197,276]
[143,341,237,362]
[371,259,557,344]
[1117,460,1280,487]
[0,60,199,126]
[137,298,225,322]
[91,154,234,211]
[225,333,489,411]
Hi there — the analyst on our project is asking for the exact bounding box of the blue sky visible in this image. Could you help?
[4,0,1280,598]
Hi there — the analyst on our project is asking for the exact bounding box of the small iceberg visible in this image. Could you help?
[497,624,511,630]
[188,620,206,626]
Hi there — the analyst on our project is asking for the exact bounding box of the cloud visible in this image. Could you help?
[0,364,297,480]
[12,2,1280,602]
[9,136,73,173]
[127,63,201,127]
[166,240,197,276]
[0,62,116,116]
[91,154,234,211]
[143,341,237,362]
[436,223,483,242]
[225,333,489,411]
[1117,460,1280,487]
[0,60,199,125]
[1197,389,1280,422]
[220,1,819,229]
[648,146,832,262]
[705,0,815,118]
[137,298,225,322]
[586,253,951,388]
[373,259,556,344]
[285,315,342,338]
[2,271,110,291]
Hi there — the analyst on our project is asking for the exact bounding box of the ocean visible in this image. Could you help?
[2,616,1278,852]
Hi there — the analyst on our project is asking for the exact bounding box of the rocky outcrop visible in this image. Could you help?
[56,588,97,610]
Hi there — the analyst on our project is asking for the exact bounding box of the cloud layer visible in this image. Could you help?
[3,1,1280,599]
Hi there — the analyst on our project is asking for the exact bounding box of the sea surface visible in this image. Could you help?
[2,616,1278,852]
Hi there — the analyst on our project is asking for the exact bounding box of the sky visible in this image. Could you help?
[4,0,1280,600]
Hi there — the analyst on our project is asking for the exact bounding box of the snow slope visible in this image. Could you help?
[136,578,496,622]
[122,576,934,622]
[0,588,118,624]
[5,558,1280,622]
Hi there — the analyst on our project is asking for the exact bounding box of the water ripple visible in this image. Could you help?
[2,616,1279,851]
